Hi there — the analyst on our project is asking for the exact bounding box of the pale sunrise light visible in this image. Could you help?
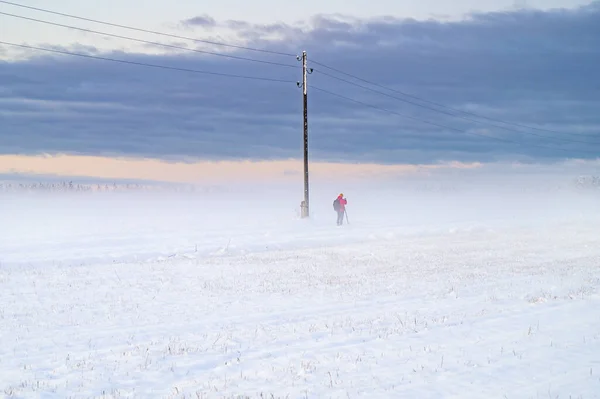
[0,154,483,183]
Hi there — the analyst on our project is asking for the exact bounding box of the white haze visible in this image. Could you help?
[2,165,599,267]
[1,163,600,397]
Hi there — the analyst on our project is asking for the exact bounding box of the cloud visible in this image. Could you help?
[1,2,599,167]
[181,15,217,28]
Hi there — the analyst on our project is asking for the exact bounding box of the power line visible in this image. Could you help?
[310,85,598,156]
[0,41,297,84]
[0,0,296,57]
[313,68,600,145]
[310,59,597,138]
[0,11,299,69]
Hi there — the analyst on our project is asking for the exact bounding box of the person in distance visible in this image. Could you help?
[333,193,347,226]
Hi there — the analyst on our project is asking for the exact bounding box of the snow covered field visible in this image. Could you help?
[1,175,600,398]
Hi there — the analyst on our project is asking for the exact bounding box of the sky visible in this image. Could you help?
[0,0,599,183]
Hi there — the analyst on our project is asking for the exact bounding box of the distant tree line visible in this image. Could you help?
[0,181,225,193]
[573,175,600,190]
[0,181,147,192]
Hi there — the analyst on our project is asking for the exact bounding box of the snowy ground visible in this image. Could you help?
[1,179,600,398]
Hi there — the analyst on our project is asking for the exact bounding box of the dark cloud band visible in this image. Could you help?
[1,2,599,164]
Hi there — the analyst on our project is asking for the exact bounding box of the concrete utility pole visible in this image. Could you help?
[297,50,313,218]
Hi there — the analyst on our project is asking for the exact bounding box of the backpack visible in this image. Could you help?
[333,198,340,211]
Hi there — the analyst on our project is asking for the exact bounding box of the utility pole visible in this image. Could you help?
[297,50,312,218]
